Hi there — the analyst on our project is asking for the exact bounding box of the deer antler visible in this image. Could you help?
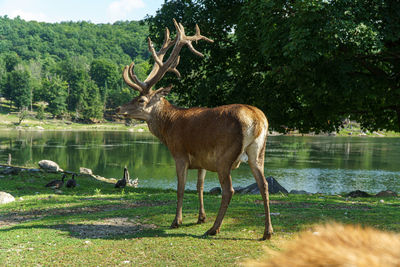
[123,19,214,94]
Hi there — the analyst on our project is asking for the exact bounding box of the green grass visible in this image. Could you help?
[1,170,400,266]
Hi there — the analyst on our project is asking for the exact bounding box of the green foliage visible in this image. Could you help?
[79,79,103,121]
[54,56,90,112]
[235,0,400,133]
[2,51,21,72]
[35,102,45,120]
[145,0,241,108]
[41,76,68,118]
[90,58,120,104]
[0,16,149,122]
[3,68,31,109]
[0,17,148,64]
[17,107,29,125]
[147,0,400,132]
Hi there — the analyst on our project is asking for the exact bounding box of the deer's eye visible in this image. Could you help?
[138,99,146,103]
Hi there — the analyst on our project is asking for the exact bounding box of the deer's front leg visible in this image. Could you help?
[171,159,188,228]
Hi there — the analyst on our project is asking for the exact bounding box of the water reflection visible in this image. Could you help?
[1,131,399,194]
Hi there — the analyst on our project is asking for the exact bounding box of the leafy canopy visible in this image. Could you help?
[146,0,400,132]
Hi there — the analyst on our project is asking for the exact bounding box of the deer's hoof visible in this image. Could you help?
[197,217,206,224]
[262,230,273,240]
[170,219,182,229]
[204,227,220,236]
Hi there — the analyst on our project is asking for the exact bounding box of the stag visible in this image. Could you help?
[116,19,273,240]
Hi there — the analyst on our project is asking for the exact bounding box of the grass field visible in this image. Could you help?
[1,169,400,266]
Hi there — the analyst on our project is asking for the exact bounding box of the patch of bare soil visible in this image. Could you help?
[0,200,170,228]
[52,217,157,238]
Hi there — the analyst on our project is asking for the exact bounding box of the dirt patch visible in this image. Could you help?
[52,217,157,238]
[0,200,170,228]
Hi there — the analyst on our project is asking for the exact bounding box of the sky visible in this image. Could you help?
[0,0,165,24]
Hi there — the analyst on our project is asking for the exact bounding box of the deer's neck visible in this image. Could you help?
[146,98,179,144]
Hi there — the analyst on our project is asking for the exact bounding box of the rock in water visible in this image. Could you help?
[213,176,288,195]
[80,167,93,175]
[266,176,288,194]
[38,160,63,172]
[209,187,222,195]
[0,192,15,204]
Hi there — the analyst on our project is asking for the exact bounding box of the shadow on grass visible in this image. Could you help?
[0,221,259,241]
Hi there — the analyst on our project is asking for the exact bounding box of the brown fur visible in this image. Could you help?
[245,223,400,267]
[150,100,245,171]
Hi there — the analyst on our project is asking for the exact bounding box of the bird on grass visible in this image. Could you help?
[66,174,77,188]
[115,167,129,188]
[45,174,65,189]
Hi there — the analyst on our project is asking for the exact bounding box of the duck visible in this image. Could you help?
[115,167,129,188]
[66,174,77,188]
[45,174,65,189]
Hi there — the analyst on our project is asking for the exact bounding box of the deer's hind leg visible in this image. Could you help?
[197,169,207,224]
[204,168,234,236]
[247,139,273,240]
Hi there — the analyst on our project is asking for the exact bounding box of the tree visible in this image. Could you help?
[2,52,21,72]
[89,58,120,109]
[41,76,68,118]
[145,0,242,107]
[236,0,400,132]
[3,69,31,109]
[55,56,91,112]
[79,79,103,122]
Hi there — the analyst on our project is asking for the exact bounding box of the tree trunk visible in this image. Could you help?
[396,106,400,132]
[30,87,33,112]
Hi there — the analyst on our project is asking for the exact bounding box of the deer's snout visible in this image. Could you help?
[115,106,128,117]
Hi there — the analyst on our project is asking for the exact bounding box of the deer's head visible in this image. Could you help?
[116,19,213,121]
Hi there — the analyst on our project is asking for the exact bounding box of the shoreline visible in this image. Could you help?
[1,125,399,137]
[1,113,399,137]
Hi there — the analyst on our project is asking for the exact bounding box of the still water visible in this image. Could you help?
[1,130,399,194]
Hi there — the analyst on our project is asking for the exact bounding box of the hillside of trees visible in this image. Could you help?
[0,16,150,121]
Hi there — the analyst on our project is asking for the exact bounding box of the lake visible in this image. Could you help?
[1,130,399,194]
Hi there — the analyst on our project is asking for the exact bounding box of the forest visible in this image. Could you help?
[0,16,150,122]
[1,0,399,132]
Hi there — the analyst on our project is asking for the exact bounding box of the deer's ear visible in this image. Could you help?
[155,84,173,97]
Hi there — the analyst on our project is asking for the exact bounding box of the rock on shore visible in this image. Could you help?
[38,160,63,172]
[0,192,15,204]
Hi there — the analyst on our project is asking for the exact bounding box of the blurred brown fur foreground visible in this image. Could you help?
[245,223,400,267]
